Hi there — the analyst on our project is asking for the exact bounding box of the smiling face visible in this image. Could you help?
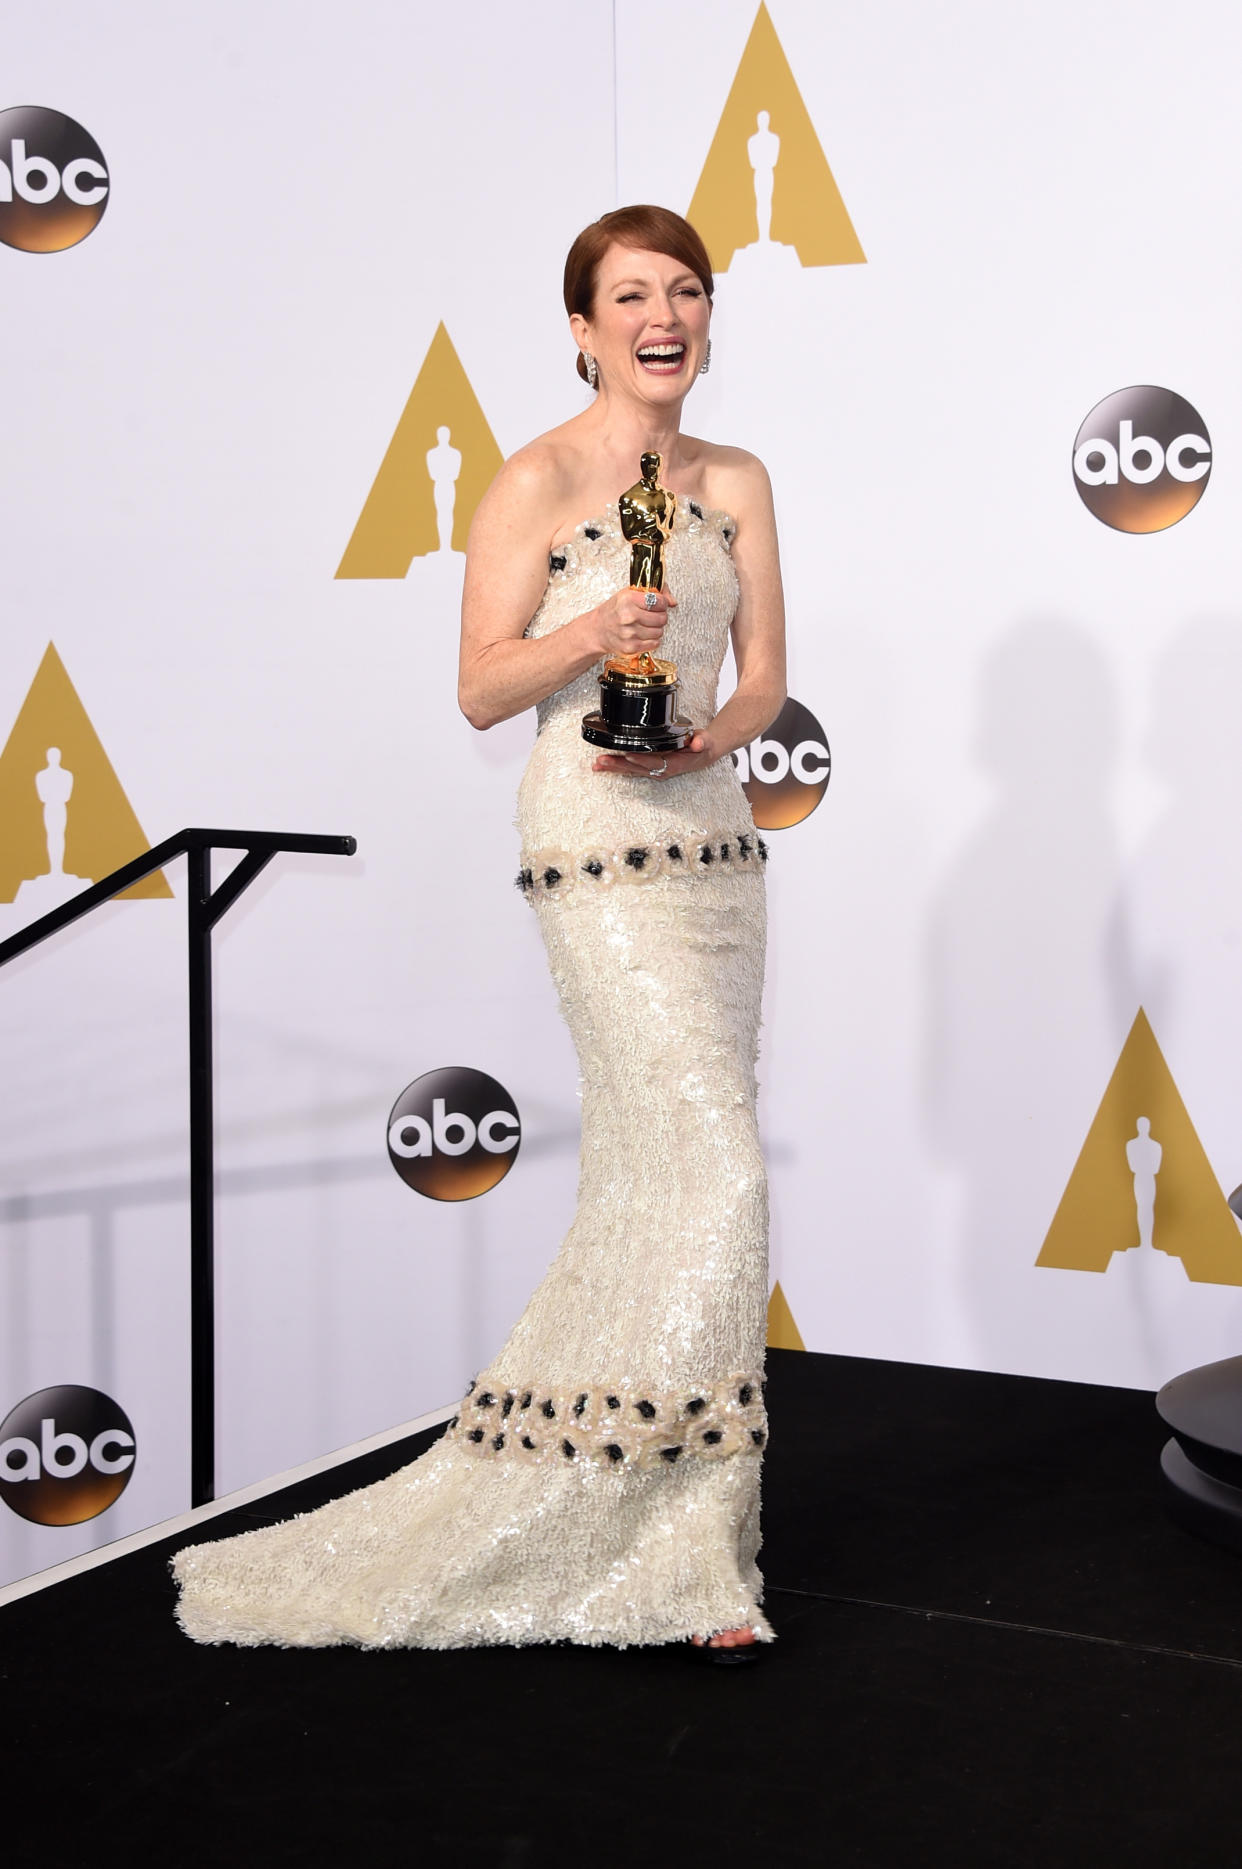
[571,243,711,404]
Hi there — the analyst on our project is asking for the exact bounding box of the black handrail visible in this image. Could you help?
[0,828,356,1506]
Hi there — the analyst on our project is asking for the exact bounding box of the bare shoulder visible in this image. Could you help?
[469,432,576,547]
[691,442,774,527]
[482,435,567,508]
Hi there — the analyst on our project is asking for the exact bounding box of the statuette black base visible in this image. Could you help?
[581,713,694,754]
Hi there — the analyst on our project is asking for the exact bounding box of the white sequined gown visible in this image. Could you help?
[172,496,771,1648]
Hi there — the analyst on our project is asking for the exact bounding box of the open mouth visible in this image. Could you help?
[636,342,686,375]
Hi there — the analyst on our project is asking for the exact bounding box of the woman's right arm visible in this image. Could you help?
[458,455,671,731]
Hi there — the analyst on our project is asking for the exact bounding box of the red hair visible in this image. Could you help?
[563,206,714,384]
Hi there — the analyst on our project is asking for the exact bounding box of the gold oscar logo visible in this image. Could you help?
[0,644,170,918]
[1037,1009,1242,1286]
[687,2,866,274]
[766,1280,805,1351]
[336,322,503,578]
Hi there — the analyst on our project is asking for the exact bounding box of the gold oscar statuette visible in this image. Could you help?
[581,451,696,754]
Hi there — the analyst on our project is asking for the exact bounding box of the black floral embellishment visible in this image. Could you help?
[688,499,704,521]
[518,830,769,903]
[455,1370,767,1469]
[466,1379,477,1395]
[549,551,567,573]
[583,525,602,540]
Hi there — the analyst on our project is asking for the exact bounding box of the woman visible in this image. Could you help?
[172,205,787,1658]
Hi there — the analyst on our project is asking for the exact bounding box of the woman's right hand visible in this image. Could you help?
[587,586,677,660]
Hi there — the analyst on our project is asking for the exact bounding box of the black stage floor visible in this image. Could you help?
[6,1350,1241,1866]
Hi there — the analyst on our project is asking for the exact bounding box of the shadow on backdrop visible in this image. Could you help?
[1109,615,1242,1368]
[923,619,1133,1368]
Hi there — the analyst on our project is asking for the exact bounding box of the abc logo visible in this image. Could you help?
[0,106,109,254]
[1073,386,1211,534]
[732,696,831,829]
[0,1385,135,1525]
[388,1067,521,1201]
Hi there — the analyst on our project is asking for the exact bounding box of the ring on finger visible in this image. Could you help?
[648,759,669,779]
[643,591,659,611]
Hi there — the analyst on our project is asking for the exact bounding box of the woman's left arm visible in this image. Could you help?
[592,452,787,778]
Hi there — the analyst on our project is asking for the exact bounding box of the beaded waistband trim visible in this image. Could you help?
[517,830,767,901]
[446,1371,768,1471]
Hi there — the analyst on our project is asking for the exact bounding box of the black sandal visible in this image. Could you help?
[689,1634,762,1667]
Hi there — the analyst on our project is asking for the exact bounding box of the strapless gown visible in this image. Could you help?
[172,496,771,1647]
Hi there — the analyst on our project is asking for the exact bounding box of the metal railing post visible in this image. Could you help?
[186,843,215,1509]
[0,827,356,1509]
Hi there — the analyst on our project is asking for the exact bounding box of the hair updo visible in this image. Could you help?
[563,205,714,385]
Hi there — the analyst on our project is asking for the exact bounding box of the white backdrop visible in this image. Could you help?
[2,0,1241,1587]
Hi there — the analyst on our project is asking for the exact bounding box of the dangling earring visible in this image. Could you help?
[699,339,712,377]
[584,351,598,390]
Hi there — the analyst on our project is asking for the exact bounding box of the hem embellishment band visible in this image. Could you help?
[446,1372,768,1470]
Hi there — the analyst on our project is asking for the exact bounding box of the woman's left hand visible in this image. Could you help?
[591,731,717,780]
